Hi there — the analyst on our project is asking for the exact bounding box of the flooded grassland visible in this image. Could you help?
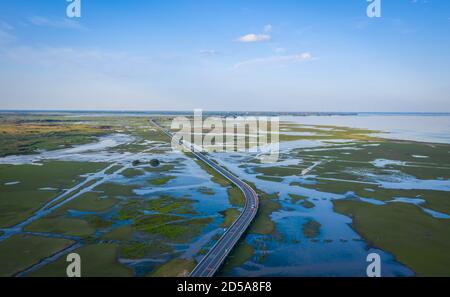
[207,120,450,277]
[0,114,243,277]
[0,114,449,277]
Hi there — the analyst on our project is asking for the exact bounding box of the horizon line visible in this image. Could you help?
[1,109,450,115]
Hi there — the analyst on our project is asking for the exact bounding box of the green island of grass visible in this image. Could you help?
[121,168,145,178]
[303,220,321,239]
[116,195,197,221]
[301,200,316,209]
[0,234,75,277]
[244,181,281,235]
[94,182,139,200]
[30,243,133,277]
[278,122,383,143]
[145,196,198,215]
[333,200,450,277]
[255,166,303,177]
[101,226,134,241]
[120,241,172,260]
[150,258,197,277]
[256,175,284,182]
[56,191,119,214]
[120,243,149,259]
[0,118,110,157]
[198,186,215,195]
[289,194,308,203]
[220,208,241,228]
[132,213,213,243]
[150,218,213,242]
[0,161,107,228]
[25,217,95,237]
[104,165,123,175]
[227,186,246,207]
[220,241,254,274]
[85,215,113,229]
[191,155,230,187]
[144,164,176,173]
[148,176,176,186]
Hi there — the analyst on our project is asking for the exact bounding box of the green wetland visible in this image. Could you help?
[0,112,449,277]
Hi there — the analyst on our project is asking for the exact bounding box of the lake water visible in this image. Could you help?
[282,114,450,144]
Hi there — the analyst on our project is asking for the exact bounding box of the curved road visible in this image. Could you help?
[150,120,259,277]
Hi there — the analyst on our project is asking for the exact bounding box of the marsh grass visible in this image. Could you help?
[0,234,74,277]
[333,200,450,276]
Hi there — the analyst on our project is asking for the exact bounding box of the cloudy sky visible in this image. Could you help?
[0,0,449,112]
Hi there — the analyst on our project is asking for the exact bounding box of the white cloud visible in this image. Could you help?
[29,16,85,30]
[236,33,271,43]
[233,52,313,69]
[298,52,312,60]
[236,24,274,43]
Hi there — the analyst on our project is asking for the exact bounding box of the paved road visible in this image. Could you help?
[150,120,259,277]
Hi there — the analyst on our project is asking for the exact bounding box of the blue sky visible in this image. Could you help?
[0,0,449,111]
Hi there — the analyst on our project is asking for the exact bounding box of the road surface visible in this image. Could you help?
[150,119,259,277]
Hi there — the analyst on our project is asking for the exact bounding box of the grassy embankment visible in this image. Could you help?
[150,259,197,277]
[220,181,281,273]
[0,234,75,277]
[0,161,107,228]
[333,200,450,277]
[30,244,133,277]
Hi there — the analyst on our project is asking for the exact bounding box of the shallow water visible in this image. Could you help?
[282,114,450,144]
[349,196,450,220]
[209,152,414,277]
[0,134,135,165]
[2,114,449,276]
[208,114,450,276]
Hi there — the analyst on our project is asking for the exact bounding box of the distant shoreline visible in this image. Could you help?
[1,110,450,117]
